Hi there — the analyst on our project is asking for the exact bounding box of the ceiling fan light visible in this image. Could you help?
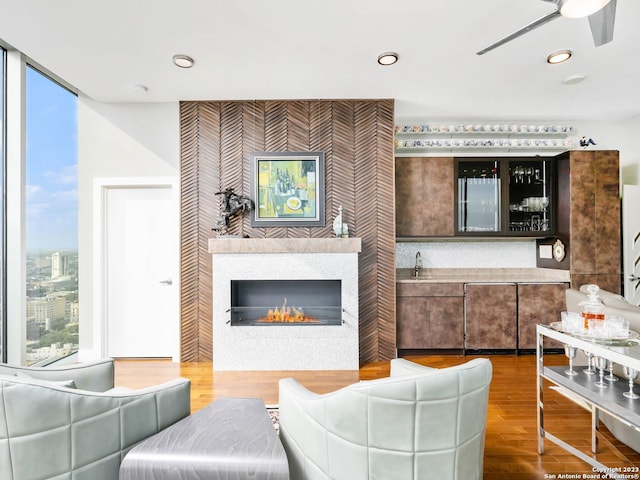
[377,52,398,66]
[547,49,572,64]
[559,0,612,18]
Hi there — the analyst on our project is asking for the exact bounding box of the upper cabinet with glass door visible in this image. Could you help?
[455,157,554,237]
[507,158,553,236]
[456,159,501,234]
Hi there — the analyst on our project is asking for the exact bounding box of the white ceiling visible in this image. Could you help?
[1,0,638,122]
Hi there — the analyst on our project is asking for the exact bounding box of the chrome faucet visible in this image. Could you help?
[414,251,423,277]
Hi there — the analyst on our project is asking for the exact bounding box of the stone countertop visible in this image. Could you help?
[396,267,571,284]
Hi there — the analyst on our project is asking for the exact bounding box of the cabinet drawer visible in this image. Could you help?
[397,282,464,297]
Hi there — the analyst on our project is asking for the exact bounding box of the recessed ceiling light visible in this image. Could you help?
[172,54,194,68]
[377,52,399,66]
[559,0,612,18]
[562,74,586,85]
[547,50,572,64]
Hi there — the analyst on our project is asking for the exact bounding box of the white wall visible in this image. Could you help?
[77,97,179,359]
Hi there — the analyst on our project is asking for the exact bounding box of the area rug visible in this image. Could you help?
[266,405,280,434]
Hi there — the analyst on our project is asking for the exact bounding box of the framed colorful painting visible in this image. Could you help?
[250,151,325,227]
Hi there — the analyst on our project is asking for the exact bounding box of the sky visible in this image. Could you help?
[25,66,78,252]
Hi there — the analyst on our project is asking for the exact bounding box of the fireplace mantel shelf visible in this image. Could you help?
[208,237,362,254]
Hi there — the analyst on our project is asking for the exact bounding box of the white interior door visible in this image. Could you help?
[105,185,178,358]
[623,184,640,306]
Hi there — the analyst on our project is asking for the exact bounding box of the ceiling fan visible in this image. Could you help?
[477,0,617,55]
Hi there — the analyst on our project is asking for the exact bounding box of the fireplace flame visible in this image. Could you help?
[259,297,320,323]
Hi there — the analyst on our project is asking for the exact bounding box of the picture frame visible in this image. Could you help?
[250,151,325,227]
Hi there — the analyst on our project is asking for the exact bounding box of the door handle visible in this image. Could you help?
[159,279,173,285]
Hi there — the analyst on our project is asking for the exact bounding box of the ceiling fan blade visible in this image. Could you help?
[588,0,616,46]
[477,10,561,55]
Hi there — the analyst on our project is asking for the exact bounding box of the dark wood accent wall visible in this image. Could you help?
[179,100,396,363]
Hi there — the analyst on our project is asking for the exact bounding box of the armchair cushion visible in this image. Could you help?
[389,357,438,377]
[279,357,492,480]
[0,358,114,392]
[0,360,191,480]
[14,371,77,389]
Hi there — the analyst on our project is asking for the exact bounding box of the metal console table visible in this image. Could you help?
[537,324,640,474]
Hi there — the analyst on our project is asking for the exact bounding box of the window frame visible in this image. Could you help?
[0,43,78,364]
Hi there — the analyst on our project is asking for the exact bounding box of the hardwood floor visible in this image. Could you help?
[114,354,640,479]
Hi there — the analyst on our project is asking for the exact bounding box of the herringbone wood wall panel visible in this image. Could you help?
[179,100,395,363]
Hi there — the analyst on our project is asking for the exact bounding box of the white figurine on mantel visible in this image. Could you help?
[333,205,349,237]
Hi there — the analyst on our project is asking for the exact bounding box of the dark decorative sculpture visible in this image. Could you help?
[580,136,597,147]
[213,187,254,235]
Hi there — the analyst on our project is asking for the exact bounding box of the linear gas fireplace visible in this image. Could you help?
[230,280,342,326]
[209,237,361,371]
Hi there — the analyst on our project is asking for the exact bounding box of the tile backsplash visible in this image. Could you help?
[396,241,537,269]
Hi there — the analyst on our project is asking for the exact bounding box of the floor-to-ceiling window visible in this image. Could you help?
[1,47,6,362]
[24,66,78,365]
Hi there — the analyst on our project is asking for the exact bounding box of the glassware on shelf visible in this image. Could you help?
[564,345,578,376]
[583,350,597,375]
[594,357,608,388]
[606,360,618,382]
[561,311,582,333]
[623,366,639,399]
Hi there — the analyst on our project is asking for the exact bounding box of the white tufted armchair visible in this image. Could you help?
[0,359,191,480]
[279,357,492,480]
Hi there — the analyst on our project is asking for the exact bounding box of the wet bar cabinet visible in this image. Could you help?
[455,157,554,236]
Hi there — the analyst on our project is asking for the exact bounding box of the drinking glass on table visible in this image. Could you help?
[606,360,618,382]
[594,357,608,388]
[564,345,578,376]
[561,311,581,332]
[583,350,597,375]
[623,366,639,399]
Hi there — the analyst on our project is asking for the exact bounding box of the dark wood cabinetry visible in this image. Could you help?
[396,283,464,349]
[395,157,454,237]
[564,150,620,293]
[396,280,570,353]
[394,155,557,238]
[464,283,517,350]
[517,282,569,350]
[538,150,621,293]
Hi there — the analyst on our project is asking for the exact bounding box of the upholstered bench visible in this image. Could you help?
[119,397,289,480]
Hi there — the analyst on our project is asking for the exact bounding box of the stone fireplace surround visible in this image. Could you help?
[209,237,361,370]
